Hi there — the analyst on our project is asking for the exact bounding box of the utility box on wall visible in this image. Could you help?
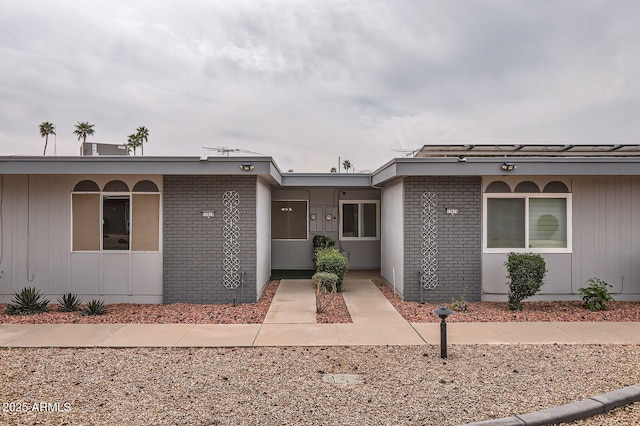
[310,206,323,232]
[325,206,338,232]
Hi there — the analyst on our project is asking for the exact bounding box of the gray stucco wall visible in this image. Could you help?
[163,175,257,304]
[403,176,482,302]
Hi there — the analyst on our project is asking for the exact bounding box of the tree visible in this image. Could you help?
[126,133,141,156]
[135,126,149,156]
[39,122,55,155]
[330,167,337,173]
[342,160,352,173]
[73,122,95,143]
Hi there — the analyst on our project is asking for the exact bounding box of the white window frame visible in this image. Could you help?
[483,193,572,254]
[71,190,162,253]
[339,200,380,241]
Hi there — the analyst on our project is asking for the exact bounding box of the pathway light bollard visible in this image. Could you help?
[434,306,454,359]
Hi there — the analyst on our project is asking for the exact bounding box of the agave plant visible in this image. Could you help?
[6,286,50,315]
[57,293,82,312]
[83,299,106,316]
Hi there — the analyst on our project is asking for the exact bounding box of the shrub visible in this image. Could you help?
[315,247,348,292]
[579,277,614,311]
[448,287,469,312]
[57,293,82,312]
[312,272,338,313]
[313,235,335,250]
[312,235,335,263]
[5,287,50,315]
[505,252,547,311]
[83,299,106,316]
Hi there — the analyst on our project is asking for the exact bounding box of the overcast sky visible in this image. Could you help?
[1,1,638,172]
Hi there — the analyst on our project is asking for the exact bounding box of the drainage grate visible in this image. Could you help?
[322,374,365,385]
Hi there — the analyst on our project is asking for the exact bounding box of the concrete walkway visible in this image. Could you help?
[1,278,639,347]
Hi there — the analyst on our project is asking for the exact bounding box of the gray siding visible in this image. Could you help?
[271,187,381,269]
[572,176,640,298]
[163,175,257,303]
[403,176,482,302]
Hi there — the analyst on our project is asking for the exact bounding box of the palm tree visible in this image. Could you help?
[342,160,352,173]
[73,122,95,143]
[330,167,337,173]
[39,122,55,155]
[135,126,149,156]
[127,133,141,156]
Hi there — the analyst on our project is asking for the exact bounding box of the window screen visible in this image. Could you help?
[487,198,525,248]
[271,201,307,239]
[72,194,101,251]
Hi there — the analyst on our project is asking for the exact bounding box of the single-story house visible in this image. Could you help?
[1,144,639,304]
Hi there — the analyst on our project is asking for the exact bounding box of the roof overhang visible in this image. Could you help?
[281,173,371,187]
[0,156,283,185]
[371,156,640,186]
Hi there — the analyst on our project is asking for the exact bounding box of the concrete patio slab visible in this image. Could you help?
[263,279,316,324]
[336,322,425,346]
[4,324,127,347]
[100,324,195,347]
[0,324,45,346]
[254,323,339,346]
[175,324,261,347]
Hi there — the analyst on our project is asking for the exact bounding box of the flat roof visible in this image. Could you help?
[416,144,640,157]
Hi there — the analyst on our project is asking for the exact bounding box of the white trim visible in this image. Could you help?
[71,187,162,254]
[483,193,572,254]
[339,200,380,241]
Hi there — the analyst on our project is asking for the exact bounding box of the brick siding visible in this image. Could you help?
[163,175,257,303]
[403,176,482,302]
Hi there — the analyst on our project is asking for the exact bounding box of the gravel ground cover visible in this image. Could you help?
[0,345,638,425]
[374,280,640,323]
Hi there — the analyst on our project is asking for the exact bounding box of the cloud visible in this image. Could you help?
[0,0,639,170]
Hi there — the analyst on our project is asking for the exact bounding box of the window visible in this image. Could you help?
[72,180,160,252]
[484,194,570,252]
[271,200,308,240]
[339,201,379,240]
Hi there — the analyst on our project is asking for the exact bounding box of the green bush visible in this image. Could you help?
[579,277,614,311]
[57,293,82,312]
[505,252,547,310]
[83,299,106,316]
[6,286,50,315]
[312,235,335,263]
[315,247,348,292]
[312,272,338,313]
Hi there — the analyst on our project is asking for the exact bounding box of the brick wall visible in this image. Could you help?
[163,175,257,303]
[403,176,482,302]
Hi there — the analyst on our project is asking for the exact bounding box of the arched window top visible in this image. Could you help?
[485,181,511,193]
[133,180,159,192]
[103,180,129,192]
[73,180,100,192]
[544,181,569,193]
[514,181,540,193]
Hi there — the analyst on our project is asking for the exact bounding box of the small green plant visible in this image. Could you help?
[5,287,50,315]
[315,247,348,292]
[312,272,338,313]
[449,287,469,312]
[579,277,614,311]
[83,299,106,316]
[57,293,82,312]
[505,252,547,311]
